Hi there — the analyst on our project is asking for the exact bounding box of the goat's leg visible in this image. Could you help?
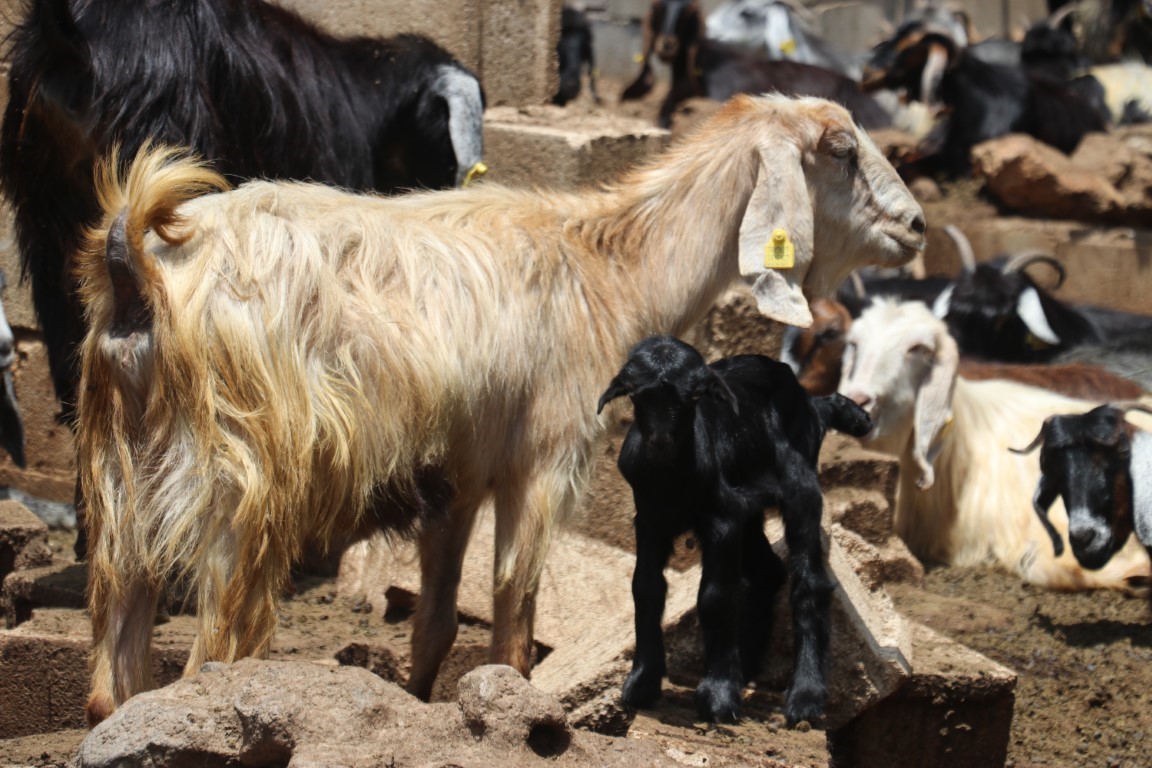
[490,472,577,677]
[695,517,746,723]
[778,471,834,726]
[739,519,787,683]
[621,513,674,709]
[86,568,159,726]
[208,534,291,664]
[407,500,482,700]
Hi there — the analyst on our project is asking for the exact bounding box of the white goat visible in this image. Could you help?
[838,298,1151,590]
[75,95,925,724]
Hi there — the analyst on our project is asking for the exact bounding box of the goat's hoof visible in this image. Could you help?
[694,678,741,723]
[85,694,115,728]
[621,666,664,709]
[784,686,827,728]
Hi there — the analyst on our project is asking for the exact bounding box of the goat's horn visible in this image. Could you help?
[850,271,867,299]
[1048,3,1079,29]
[1002,252,1066,289]
[943,225,976,273]
[1112,402,1152,418]
[1010,428,1047,455]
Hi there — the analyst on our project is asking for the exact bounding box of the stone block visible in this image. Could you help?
[2,560,86,628]
[0,501,50,582]
[0,608,190,738]
[482,106,670,189]
[829,621,1017,768]
[483,0,563,106]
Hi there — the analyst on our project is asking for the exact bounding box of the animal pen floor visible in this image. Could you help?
[5,520,1152,768]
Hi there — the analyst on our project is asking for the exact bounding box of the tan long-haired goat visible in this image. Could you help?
[838,299,1151,591]
[76,94,925,723]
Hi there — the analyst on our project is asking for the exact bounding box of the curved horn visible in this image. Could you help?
[1010,425,1048,455]
[1048,3,1079,29]
[1002,251,1066,289]
[1112,401,1152,418]
[943,224,976,273]
[850,271,866,299]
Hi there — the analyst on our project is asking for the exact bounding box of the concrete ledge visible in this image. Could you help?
[829,621,1017,768]
[482,106,669,189]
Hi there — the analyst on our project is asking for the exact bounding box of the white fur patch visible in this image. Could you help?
[434,65,485,187]
[1131,430,1152,547]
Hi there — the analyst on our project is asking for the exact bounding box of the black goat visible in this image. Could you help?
[863,21,1106,176]
[1,0,484,557]
[1013,404,1152,573]
[554,5,600,106]
[598,335,872,725]
[621,0,890,130]
[934,239,1152,364]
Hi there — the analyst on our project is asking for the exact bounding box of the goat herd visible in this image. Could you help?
[0,0,1149,750]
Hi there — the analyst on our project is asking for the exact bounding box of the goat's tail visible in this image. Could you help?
[76,143,229,317]
[814,392,873,438]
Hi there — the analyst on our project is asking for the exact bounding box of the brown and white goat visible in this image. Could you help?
[837,299,1151,590]
[75,95,924,723]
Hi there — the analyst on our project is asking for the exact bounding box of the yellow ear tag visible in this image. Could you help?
[633,52,646,63]
[764,229,795,269]
[780,38,797,55]
[463,161,488,187]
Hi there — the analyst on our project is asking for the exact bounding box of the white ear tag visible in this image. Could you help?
[932,285,953,318]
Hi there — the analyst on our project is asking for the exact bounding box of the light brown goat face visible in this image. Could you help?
[733,96,924,328]
[803,104,926,297]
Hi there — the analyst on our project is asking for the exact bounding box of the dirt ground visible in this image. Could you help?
[7,510,1152,768]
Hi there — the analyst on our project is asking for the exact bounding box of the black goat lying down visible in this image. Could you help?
[2,0,484,558]
[1013,404,1152,575]
[862,19,1106,176]
[598,336,872,724]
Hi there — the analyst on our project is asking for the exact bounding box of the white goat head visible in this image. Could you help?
[837,299,957,488]
[732,96,925,326]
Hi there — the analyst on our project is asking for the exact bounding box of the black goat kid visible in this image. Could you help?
[598,336,871,724]
[554,5,600,106]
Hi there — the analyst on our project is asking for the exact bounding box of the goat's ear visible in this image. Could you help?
[911,325,959,490]
[597,373,632,414]
[739,140,814,328]
[931,284,953,319]
[692,368,739,415]
[1016,287,1061,346]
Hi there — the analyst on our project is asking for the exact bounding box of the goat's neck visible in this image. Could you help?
[576,143,758,355]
